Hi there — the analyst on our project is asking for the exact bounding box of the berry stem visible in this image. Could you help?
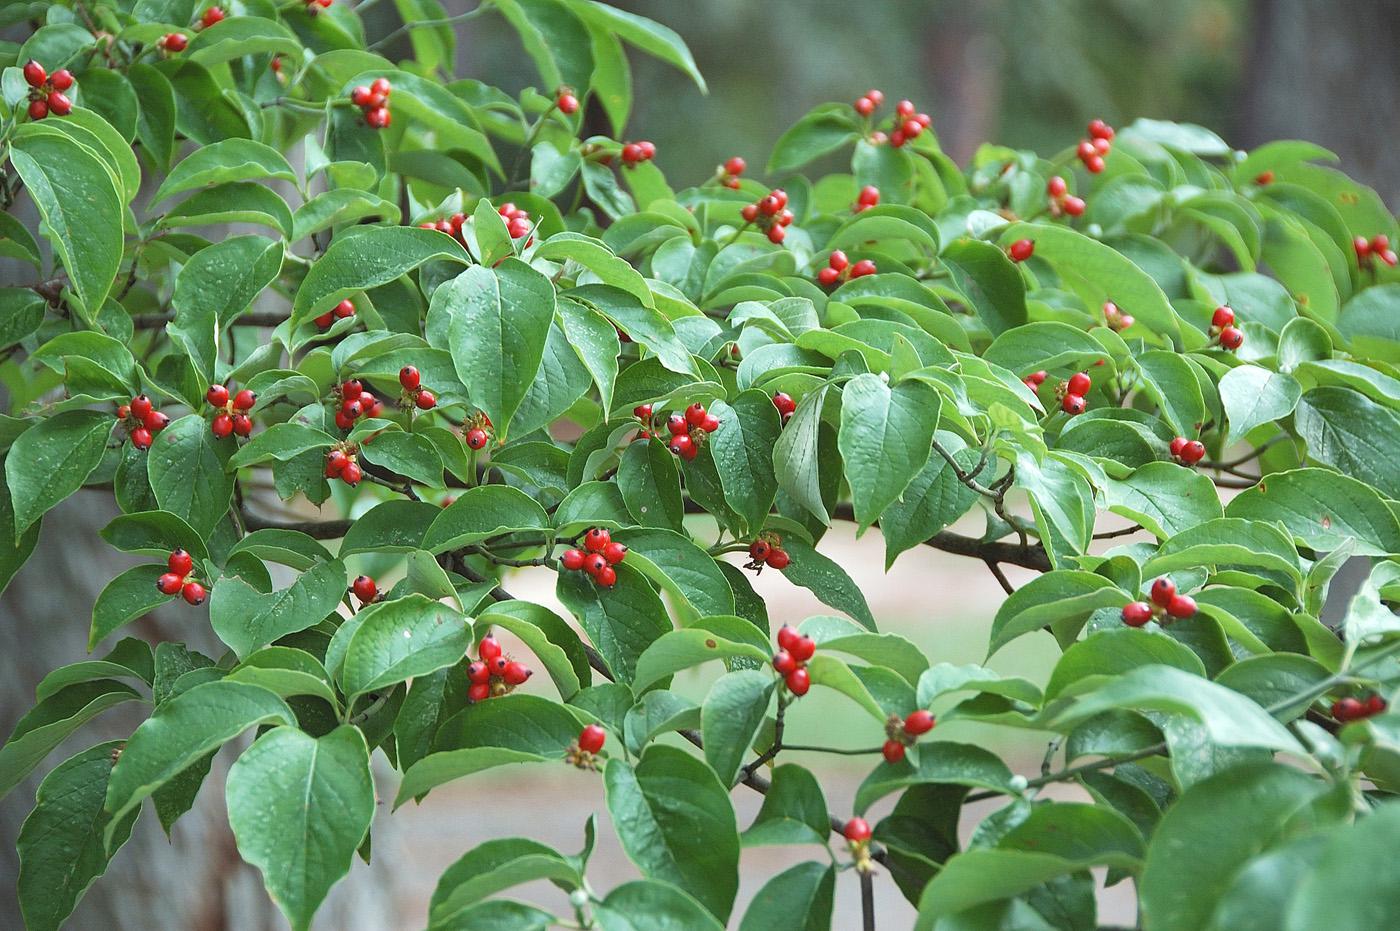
[367,2,492,51]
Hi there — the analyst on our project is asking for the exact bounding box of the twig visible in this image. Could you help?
[860,871,876,931]
[1203,435,1287,470]
[983,559,1015,596]
[368,3,493,51]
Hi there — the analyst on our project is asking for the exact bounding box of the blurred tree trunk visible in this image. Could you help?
[1238,0,1400,205]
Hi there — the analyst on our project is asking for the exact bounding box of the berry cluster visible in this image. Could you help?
[1046,175,1085,218]
[659,402,720,460]
[620,140,656,167]
[1101,300,1133,332]
[772,625,815,696]
[842,817,875,872]
[156,549,207,605]
[1333,694,1388,723]
[1075,119,1115,174]
[206,384,256,438]
[718,156,746,189]
[466,634,532,702]
[1121,576,1197,627]
[497,202,535,241]
[745,535,790,573]
[463,410,494,450]
[315,298,357,331]
[816,250,876,288]
[350,78,392,129]
[1354,234,1398,269]
[560,527,626,588]
[324,446,363,485]
[853,88,884,116]
[1007,238,1035,262]
[1169,435,1206,466]
[887,99,932,148]
[396,366,436,413]
[566,724,607,770]
[331,378,381,430]
[351,574,379,605]
[1058,371,1091,416]
[771,391,796,424]
[740,189,794,244]
[1022,369,1048,393]
[880,708,935,764]
[556,86,579,115]
[116,395,170,450]
[853,185,880,213]
[1210,304,1244,351]
[21,59,73,120]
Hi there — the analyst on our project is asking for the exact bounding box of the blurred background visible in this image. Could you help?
[3,0,1399,928]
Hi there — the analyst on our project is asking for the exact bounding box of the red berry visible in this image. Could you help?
[352,575,378,603]
[1088,119,1114,141]
[466,661,490,684]
[341,461,362,485]
[602,541,627,565]
[350,86,372,106]
[468,682,490,702]
[27,99,48,120]
[785,667,811,696]
[904,709,936,735]
[1211,305,1235,328]
[579,723,606,754]
[22,59,46,87]
[163,32,188,51]
[584,527,611,551]
[895,99,915,117]
[466,428,489,450]
[206,384,229,407]
[415,390,437,410]
[772,650,797,675]
[621,142,643,164]
[130,395,153,418]
[478,635,502,663]
[557,92,579,115]
[1008,239,1034,262]
[231,414,252,437]
[1066,372,1092,397]
[1027,370,1047,386]
[882,739,906,764]
[168,548,194,576]
[1121,601,1153,627]
[1077,140,1098,162]
[1047,175,1068,198]
[1062,196,1086,217]
[130,427,153,450]
[595,565,618,588]
[1372,235,1391,253]
[1354,236,1372,259]
[828,249,850,272]
[583,553,608,576]
[1150,577,1176,607]
[561,549,586,571]
[1219,326,1244,350]
[157,572,184,595]
[776,625,799,651]
[212,413,233,438]
[844,817,872,842]
[865,89,884,105]
[1166,594,1197,619]
[817,267,841,287]
[365,107,391,129]
[502,661,531,685]
[749,539,773,562]
[665,413,688,436]
[741,203,759,223]
[850,259,876,278]
[1085,155,1106,174]
[1367,695,1388,715]
[1169,436,1188,457]
[699,413,720,433]
[765,548,791,570]
[341,398,363,419]
[327,449,349,473]
[857,185,880,206]
[772,392,796,415]
[232,389,256,411]
[328,299,354,320]
[767,225,786,244]
[889,129,906,148]
[334,411,355,431]
[143,410,170,432]
[181,581,207,606]
[1333,697,1363,722]
[315,312,334,330]
[1093,137,1112,156]
[788,632,815,662]
[669,435,697,460]
[46,91,74,116]
[201,5,225,27]
[1061,394,1086,415]
[637,141,656,159]
[1179,440,1206,465]
[854,96,875,116]
[633,404,653,420]
[724,156,746,176]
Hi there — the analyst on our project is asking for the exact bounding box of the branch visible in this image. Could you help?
[983,559,1015,596]
[130,310,289,329]
[860,871,876,931]
[241,510,351,538]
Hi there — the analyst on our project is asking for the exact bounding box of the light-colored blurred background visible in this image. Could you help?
[3,0,1399,927]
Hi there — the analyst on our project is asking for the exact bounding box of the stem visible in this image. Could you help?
[930,437,997,497]
[1204,435,1288,470]
[368,3,493,51]
[779,744,884,756]
[983,559,1015,596]
[738,693,788,781]
[860,871,876,931]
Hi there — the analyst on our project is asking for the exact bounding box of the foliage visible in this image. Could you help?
[3,1,1400,929]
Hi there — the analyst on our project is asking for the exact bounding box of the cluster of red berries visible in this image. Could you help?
[567,723,607,770]
[658,402,720,460]
[1210,305,1244,351]
[1075,119,1115,174]
[1333,694,1388,723]
[315,298,357,331]
[772,391,796,424]
[463,410,493,451]
[397,366,436,413]
[497,202,534,241]
[1354,234,1398,269]
[1169,435,1206,466]
[771,625,816,696]
[745,535,790,574]
[852,184,880,213]
[116,395,170,450]
[816,249,876,288]
[886,99,932,148]
[717,156,746,189]
[350,78,392,129]
[1022,369,1048,393]
[853,88,884,116]
[1058,371,1092,416]
[1046,175,1085,218]
[560,527,626,589]
[556,87,579,115]
[161,5,226,53]
[332,378,384,431]
[206,384,256,438]
[325,446,363,485]
[880,708,935,763]
[1121,576,1197,627]
[156,549,207,605]
[21,60,73,120]
[466,634,532,702]
[620,140,656,167]
[351,574,379,605]
[1007,238,1035,262]
[740,189,795,244]
[1101,300,1134,332]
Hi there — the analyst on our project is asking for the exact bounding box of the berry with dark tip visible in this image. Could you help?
[1166,594,1197,619]
[168,549,194,576]
[772,650,797,675]
[1150,577,1176,606]
[785,667,811,696]
[561,549,585,571]
[157,572,184,595]
[352,575,378,603]
[1122,602,1153,627]
[181,581,207,606]
[904,710,935,735]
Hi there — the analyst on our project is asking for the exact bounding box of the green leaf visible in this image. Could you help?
[631,628,770,692]
[557,563,673,683]
[701,669,774,786]
[617,439,684,531]
[1225,467,1400,555]
[780,536,877,631]
[428,837,579,929]
[998,801,1145,867]
[293,226,468,328]
[437,260,557,436]
[225,726,374,931]
[90,565,172,650]
[0,681,143,801]
[1045,628,1205,700]
[339,594,471,700]
[805,654,886,721]
[706,390,782,536]
[772,384,833,523]
[742,762,831,847]
[476,601,588,700]
[421,485,551,553]
[17,742,140,931]
[578,2,706,91]
[227,422,335,468]
[767,104,859,174]
[738,861,835,931]
[104,681,294,835]
[395,747,547,808]
[839,373,940,529]
[432,693,585,757]
[99,509,206,561]
[1219,365,1302,442]
[1143,517,1301,587]
[210,560,347,659]
[153,138,296,204]
[802,615,929,686]
[162,182,294,238]
[594,881,724,931]
[613,527,734,618]
[571,283,693,376]
[855,741,1017,813]
[941,238,1028,335]
[1105,461,1224,539]
[604,745,740,921]
[1137,349,1207,436]
[912,849,1103,929]
[147,414,234,537]
[1294,386,1400,500]
[341,499,443,555]
[292,188,400,242]
[916,662,1044,707]
[1283,803,1400,931]
[187,15,302,65]
[359,431,445,487]
[558,296,620,414]
[10,129,123,319]
[5,410,113,538]
[170,236,284,376]
[989,570,1129,656]
[537,233,654,307]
